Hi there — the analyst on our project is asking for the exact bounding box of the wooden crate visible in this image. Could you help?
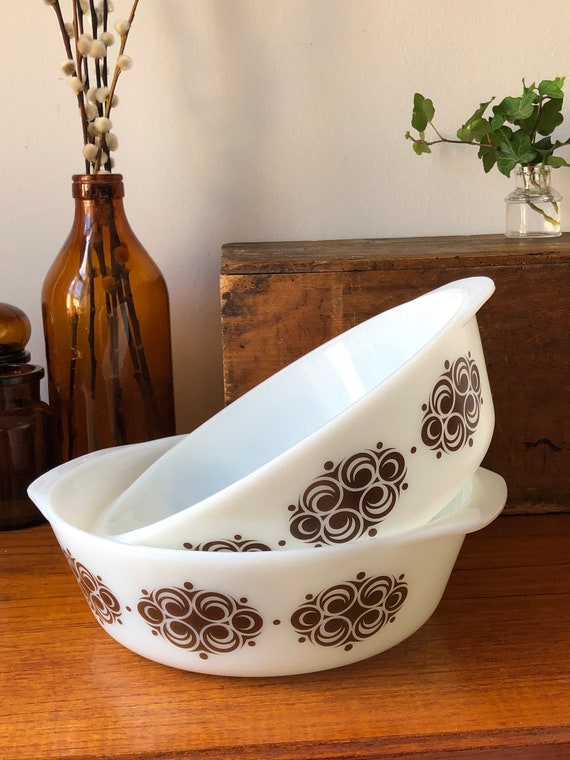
[220,235,570,513]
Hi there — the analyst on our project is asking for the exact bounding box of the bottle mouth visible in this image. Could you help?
[72,173,123,180]
[72,174,124,200]
[0,364,45,385]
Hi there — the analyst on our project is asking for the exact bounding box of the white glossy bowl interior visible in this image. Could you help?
[29,454,507,677]
[89,277,495,550]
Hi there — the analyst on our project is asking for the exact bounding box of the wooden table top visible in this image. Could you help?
[1,514,569,760]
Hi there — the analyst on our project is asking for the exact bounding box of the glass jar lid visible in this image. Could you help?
[0,302,32,365]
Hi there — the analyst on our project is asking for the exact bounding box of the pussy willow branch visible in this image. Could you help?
[66,306,80,460]
[104,192,160,433]
[104,0,140,120]
[50,0,73,59]
[88,1,103,91]
[50,0,90,170]
[48,0,141,175]
[97,235,126,445]
[101,2,109,83]
[93,0,140,173]
[114,255,160,432]
[86,0,108,167]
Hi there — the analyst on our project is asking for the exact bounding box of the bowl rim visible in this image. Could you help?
[39,467,507,566]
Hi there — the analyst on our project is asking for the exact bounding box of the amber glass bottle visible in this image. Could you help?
[42,174,176,462]
[0,303,52,529]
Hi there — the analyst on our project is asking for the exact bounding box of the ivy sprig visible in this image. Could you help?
[405,77,570,177]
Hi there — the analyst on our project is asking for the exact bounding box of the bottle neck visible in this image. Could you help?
[516,164,552,191]
[71,174,128,231]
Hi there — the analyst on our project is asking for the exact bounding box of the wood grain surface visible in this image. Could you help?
[1,515,569,760]
[220,235,570,511]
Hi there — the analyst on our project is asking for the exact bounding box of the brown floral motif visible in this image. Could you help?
[64,549,122,626]
[421,353,483,458]
[182,535,272,552]
[291,572,408,651]
[137,582,264,658]
[288,443,408,546]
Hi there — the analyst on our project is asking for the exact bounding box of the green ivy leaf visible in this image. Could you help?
[545,155,569,168]
[512,130,538,156]
[533,136,554,153]
[496,133,537,176]
[552,136,570,149]
[538,77,565,99]
[457,99,493,141]
[535,98,564,136]
[489,113,505,131]
[494,90,536,124]
[478,144,497,173]
[411,93,435,132]
[457,117,490,143]
[412,141,432,156]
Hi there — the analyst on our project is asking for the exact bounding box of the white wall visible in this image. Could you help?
[3,0,570,433]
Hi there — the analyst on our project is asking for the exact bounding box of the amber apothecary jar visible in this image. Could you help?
[0,303,52,529]
[42,174,176,462]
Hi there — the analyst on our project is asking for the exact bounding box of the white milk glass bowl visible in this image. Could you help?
[46,278,496,551]
[29,457,507,678]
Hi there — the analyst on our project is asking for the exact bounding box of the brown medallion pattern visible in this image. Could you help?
[137,582,264,658]
[288,443,408,546]
[421,353,483,458]
[64,549,122,626]
[291,572,408,650]
[182,535,272,552]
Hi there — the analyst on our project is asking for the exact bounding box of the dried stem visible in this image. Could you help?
[76,184,159,447]
[50,0,73,59]
[93,0,140,173]
[116,265,160,433]
[106,197,159,436]
[66,307,80,460]
[49,0,90,171]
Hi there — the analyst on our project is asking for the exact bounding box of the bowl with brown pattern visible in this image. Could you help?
[29,441,506,677]
[91,277,496,550]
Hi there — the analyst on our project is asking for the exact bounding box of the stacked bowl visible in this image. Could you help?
[29,277,507,677]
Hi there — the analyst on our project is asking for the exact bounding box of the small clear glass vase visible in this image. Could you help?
[505,164,562,238]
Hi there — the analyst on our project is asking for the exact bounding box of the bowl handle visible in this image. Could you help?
[403,467,507,544]
[439,276,496,328]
